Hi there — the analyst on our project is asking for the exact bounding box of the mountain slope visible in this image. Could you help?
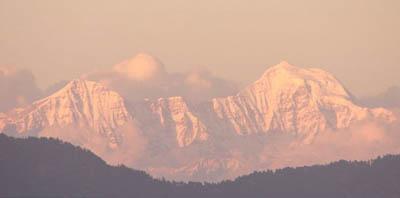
[0,61,396,181]
[1,134,400,198]
[0,134,165,198]
[0,79,132,148]
[1,62,394,146]
[132,96,209,148]
[198,61,395,143]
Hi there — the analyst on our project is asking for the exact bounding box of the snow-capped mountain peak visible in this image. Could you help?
[0,62,397,181]
[207,62,394,142]
[256,61,351,99]
[0,79,132,147]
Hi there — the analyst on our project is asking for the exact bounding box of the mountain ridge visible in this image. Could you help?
[0,61,396,181]
[0,79,132,148]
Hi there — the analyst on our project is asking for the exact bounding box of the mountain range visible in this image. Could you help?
[0,58,397,181]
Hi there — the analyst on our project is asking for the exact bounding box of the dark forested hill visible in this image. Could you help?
[1,133,400,198]
[0,134,170,198]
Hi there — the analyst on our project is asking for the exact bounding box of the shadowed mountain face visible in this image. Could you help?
[0,61,397,181]
[1,134,400,198]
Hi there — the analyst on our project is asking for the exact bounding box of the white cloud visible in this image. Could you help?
[113,53,166,81]
[86,53,239,104]
[259,121,400,170]
[185,70,213,89]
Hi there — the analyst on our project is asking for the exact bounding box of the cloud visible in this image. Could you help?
[113,53,166,81]
[43,80,69,97]
[259,121,400,170]
[145,120,400,181]
[39,121,149,168]
[84,121,149,168]
[185,70,213,89]
[360,86,400,108]
[85,53,239,104]
[0,67,42,112]
[182,69,239,102]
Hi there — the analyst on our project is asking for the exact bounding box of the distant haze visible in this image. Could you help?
[1,0,399,97]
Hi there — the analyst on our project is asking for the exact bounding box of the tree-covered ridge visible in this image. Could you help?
[1,134,400,198]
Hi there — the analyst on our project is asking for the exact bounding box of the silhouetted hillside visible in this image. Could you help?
[210,156,400,198]
[1,134,400,198]
[0,134,170,198]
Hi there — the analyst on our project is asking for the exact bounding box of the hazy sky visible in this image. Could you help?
[0,0,399,97]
